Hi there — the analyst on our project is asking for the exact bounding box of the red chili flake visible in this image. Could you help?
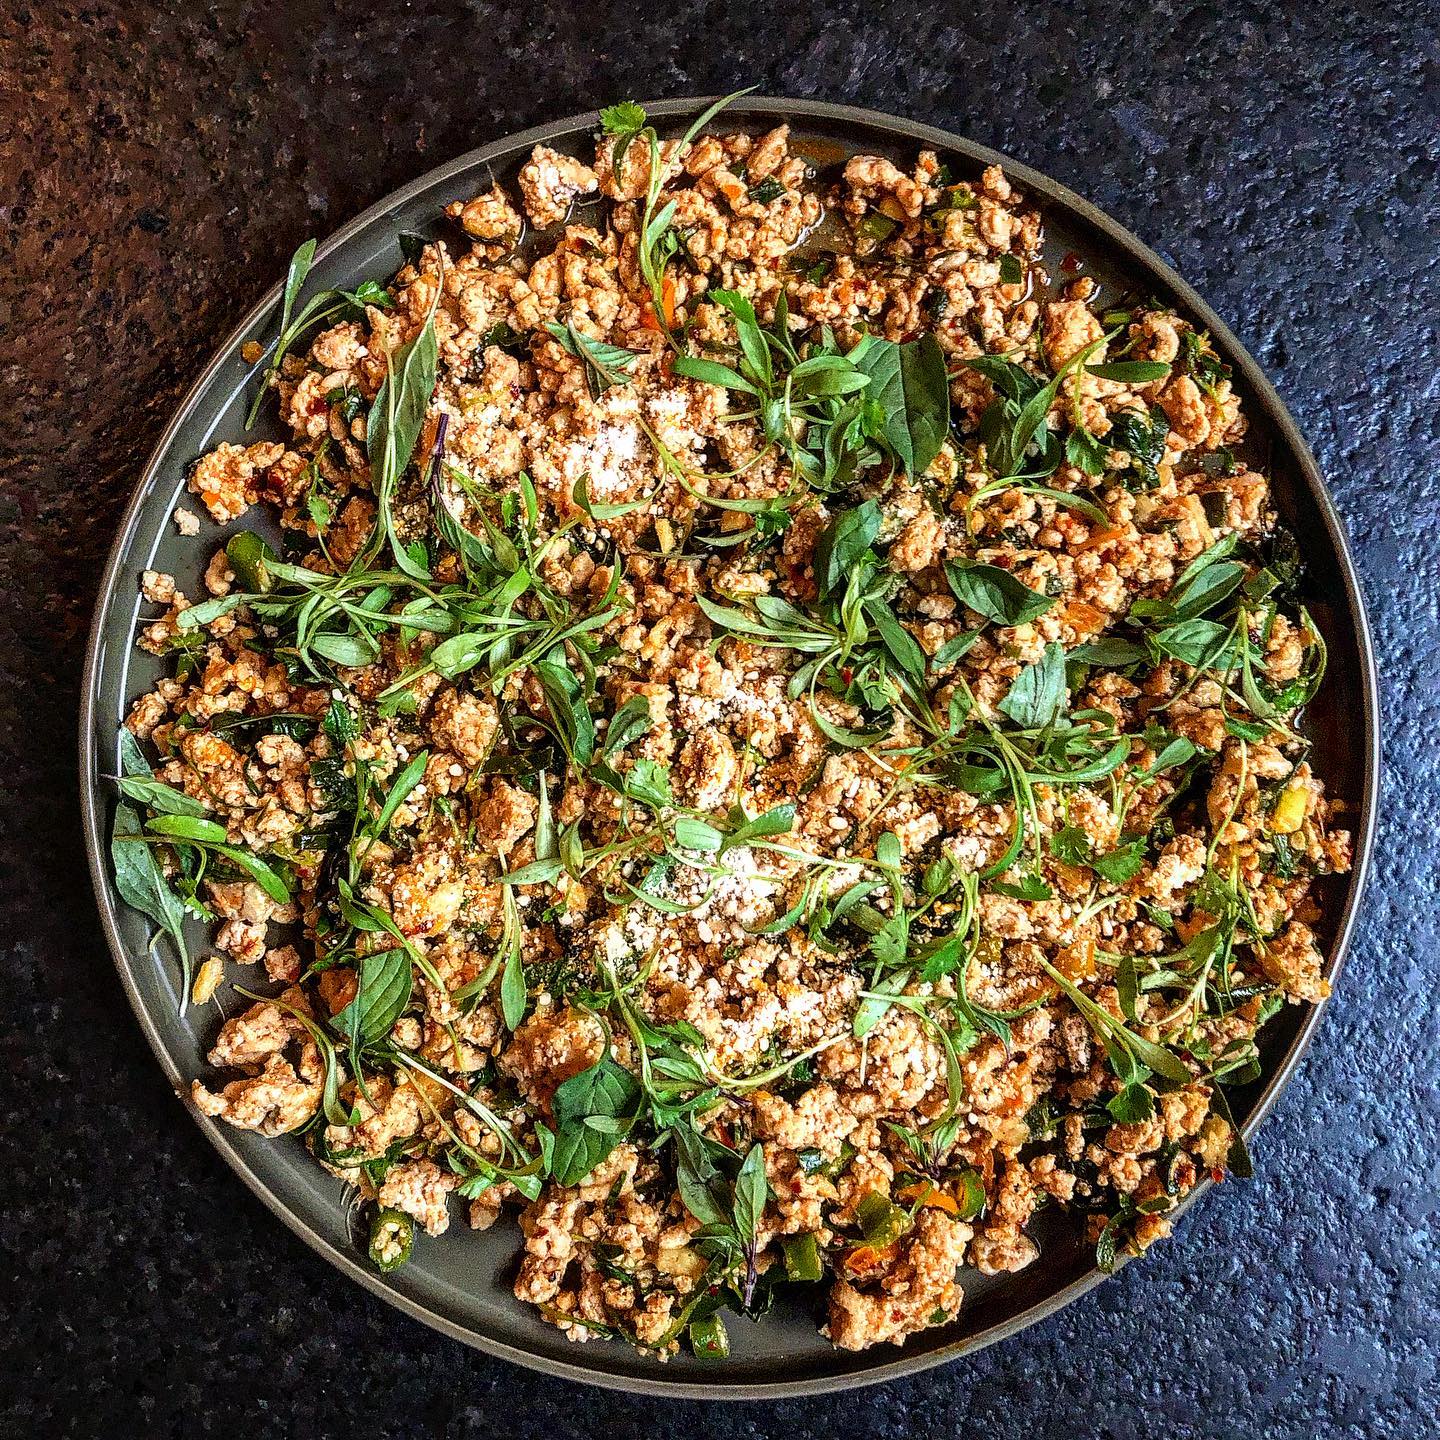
[1060,252,1081,274]
[1210,1168,1226,1184]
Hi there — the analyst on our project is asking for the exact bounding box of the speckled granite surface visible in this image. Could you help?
[1,1,1434,1435]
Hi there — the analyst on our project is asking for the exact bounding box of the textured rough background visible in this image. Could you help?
[1,1,1434,1436]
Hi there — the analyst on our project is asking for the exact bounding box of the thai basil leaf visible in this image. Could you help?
[998,642,1067,728]
[814,501,881,598]
[546,320,638,398]
[373,751,429,835]
[854,334,950,476]
[368,312,439,577]
[534,659,596,766]
[117,771,207,819]
[334,947,413,1048]
[732,1143,769,1247]
[1085,360,1171,383]
[602,696,654,757]
[1151,619,1235,669]
[945,560,1057,627]
[111,801,191,993]
[1070,636,1147,667]
[548,1053,641,1186]
[673,1122,731,1228]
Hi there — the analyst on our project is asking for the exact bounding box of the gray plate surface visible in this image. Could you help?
[80,96,1378,1397]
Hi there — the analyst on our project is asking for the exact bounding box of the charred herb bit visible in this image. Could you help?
[1104,406,1170,490]
[1179,328,1231,397]
[480,319,526,353]
[747,175,786,206]
[1095,1200,1133,1273]
[933,184,978,212]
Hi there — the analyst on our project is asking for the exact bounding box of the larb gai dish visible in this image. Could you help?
[110,96,1350,1357]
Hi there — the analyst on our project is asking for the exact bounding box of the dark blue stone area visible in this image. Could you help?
[1,1,1433,1436]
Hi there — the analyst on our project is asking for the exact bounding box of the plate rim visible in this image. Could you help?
[79,94,1381,1399]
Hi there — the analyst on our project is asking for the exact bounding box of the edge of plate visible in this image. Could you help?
[79,94,1380,1400]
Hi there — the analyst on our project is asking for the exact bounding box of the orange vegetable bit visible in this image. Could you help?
[642,275,677,332]
[895,1182,960,1215]
[842,1242,898,1275]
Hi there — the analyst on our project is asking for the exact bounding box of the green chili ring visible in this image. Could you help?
[367,1206,415,1272]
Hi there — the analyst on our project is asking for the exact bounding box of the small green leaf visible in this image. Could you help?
[814,501,881,598]
[117,775,207,818]
[599,100,647,136]
[1085,360,1171,382]
[1070,636,1147,667]
[672,353,758,394]
[214,845,293,904]
[1092,838,1149,885]
[1107,1083,1155,1123]
[673,817,724,853]
[373,751,429,835]
[550,1054,642,1186]
[310,631,380,668]
[225,531,278,593]
[546,320,639,399]
[334,948,413,1048]
[1065,426,1108,477]
[853,334,950,476]
[111,801,191,998]
[998,642,1067,729]
[673,1122,730,1228]
[147,814,228,844]
[1152,619,1235,669]
[732,1143,769,1246]
[602,697,654,757]
[724,803,796,850]
[944,561,1057,627]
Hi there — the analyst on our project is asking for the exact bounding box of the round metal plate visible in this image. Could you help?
[80,96,1379,1397]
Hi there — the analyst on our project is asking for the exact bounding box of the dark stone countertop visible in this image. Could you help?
[2,2,1434,1436]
